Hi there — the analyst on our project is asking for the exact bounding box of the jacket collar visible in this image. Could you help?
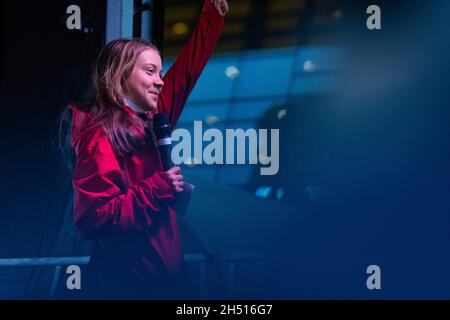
[123,97,152,121]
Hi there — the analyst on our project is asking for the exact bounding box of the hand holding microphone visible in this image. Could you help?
[153,112,184,193]
[153,112,194,215]
[166,166,184,193]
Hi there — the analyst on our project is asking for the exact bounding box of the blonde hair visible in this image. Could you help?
[94,38,159,108]
[77,38,160,157]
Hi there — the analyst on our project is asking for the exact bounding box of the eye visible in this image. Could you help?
[146,69,155,75]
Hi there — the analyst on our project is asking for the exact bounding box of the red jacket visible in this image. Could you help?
[70,0,224,297]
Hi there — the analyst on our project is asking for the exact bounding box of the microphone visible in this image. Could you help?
[153,112,194,218]
[153,112,174,171]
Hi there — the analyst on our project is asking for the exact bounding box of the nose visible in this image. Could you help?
[155,76,164,90]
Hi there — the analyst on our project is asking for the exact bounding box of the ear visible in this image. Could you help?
[119,83,129,103]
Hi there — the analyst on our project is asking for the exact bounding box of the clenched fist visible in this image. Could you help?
[209,0,229,16]
[165,166,184,193]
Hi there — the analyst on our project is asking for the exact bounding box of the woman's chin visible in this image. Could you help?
[141,101,156,111]
[148,104,158,113]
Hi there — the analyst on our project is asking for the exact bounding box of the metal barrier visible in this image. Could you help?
[0,252,266,299]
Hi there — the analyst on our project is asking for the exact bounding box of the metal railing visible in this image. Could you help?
[0,252,266,299]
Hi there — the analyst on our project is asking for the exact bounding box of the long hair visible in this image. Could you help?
[64,38,160,158]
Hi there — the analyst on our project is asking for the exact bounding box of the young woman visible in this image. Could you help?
[68,0,228,299]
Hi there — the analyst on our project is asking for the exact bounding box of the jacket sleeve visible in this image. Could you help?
[72,127,175,241]
[158,0,225,127]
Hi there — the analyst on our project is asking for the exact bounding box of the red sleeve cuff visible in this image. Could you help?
[145,171,176,198]
[202,0,224,22]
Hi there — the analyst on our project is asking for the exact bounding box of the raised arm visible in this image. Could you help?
[158,0,227,127]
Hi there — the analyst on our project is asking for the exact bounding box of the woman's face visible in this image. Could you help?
[124,48,164,112]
